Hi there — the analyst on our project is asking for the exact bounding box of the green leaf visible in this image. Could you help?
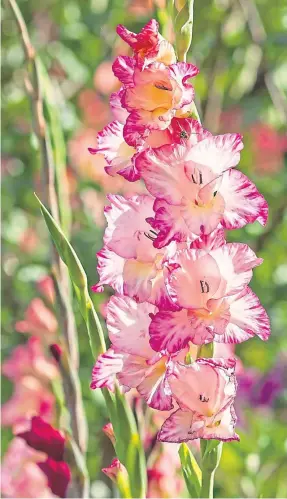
[179,443,202,497]
[35,193,105,358]
[38,60,72,236]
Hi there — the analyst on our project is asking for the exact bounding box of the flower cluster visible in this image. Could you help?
[90,20,270,444]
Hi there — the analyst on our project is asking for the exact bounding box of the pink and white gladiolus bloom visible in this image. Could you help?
[114,60,199,146]
[93,194,180,310]
[149,243,270,352]
[158,358,239,443]
[91,295,187,411]
[136,133,268,247]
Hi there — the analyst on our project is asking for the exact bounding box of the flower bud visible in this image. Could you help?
[102,423,115,446]
[174,0,194,62]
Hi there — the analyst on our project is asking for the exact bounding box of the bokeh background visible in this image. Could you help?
[1,0,287,497]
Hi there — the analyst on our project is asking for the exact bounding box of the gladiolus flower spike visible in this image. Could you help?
[89,18,270,496]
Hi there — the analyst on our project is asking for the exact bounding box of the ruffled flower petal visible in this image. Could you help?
[137,360,173,410]
[123,258,157,302]
[92,246,124,294]
[147,199,192,249]
[158,408,205,443]
[116,19,176,68]
[186,133,243,174]
[149,309,196,353]
[112,56,136,87]
[210,242,263,297]
[88,121,140,181]
[215,287,270,343]
[104,194,156,260]
[90,348,124,391]
[110,89,129,123]
[136,144,190,204]
[158,404,239,442]
[190,229,226,251]
[106,295,156,358]
[117,354,149,388]
[169,62,199,108]
[221,169,268,228]
[168,358,237,417]
[166,249,222,309]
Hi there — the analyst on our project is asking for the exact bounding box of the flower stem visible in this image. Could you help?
[200,441,223,498]
[200,467,215,498]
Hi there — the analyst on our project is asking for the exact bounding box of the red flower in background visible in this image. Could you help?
[17,417,71,498]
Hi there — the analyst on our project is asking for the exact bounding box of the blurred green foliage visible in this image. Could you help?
[1,0,287,497]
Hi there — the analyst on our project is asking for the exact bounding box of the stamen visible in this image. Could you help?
[154,83,172,91]
[144,230,158,241]
[199,394,210,403]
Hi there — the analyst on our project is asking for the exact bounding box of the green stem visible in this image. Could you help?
[200,441,223,499]
[200,468,215,498]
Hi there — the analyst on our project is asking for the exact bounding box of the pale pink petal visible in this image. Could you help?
[92,246,124,294]
[90,348,124,391]
[1,377,54,427]
[158,408,205,443]
[2,336,58,383]
[221,169,268,228]
[117,354,148,388]
[215,287,270,343]
[137,363,173,411]
[201,404,239,442]
[104,194,155,260]
[210,243,263,297]
[1,438,53,499]
[168,359,236,417]
[110,90,129,123]
[180,190,226,236]
[15,298,58,342]
[123,259,156,302]
[88,121,139,181]
[186,133,243,173]
[106,295,156,358]
[112,56,135,86]
[189,299,231,343]
[166,249,222,309]
[136,145,190,204]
